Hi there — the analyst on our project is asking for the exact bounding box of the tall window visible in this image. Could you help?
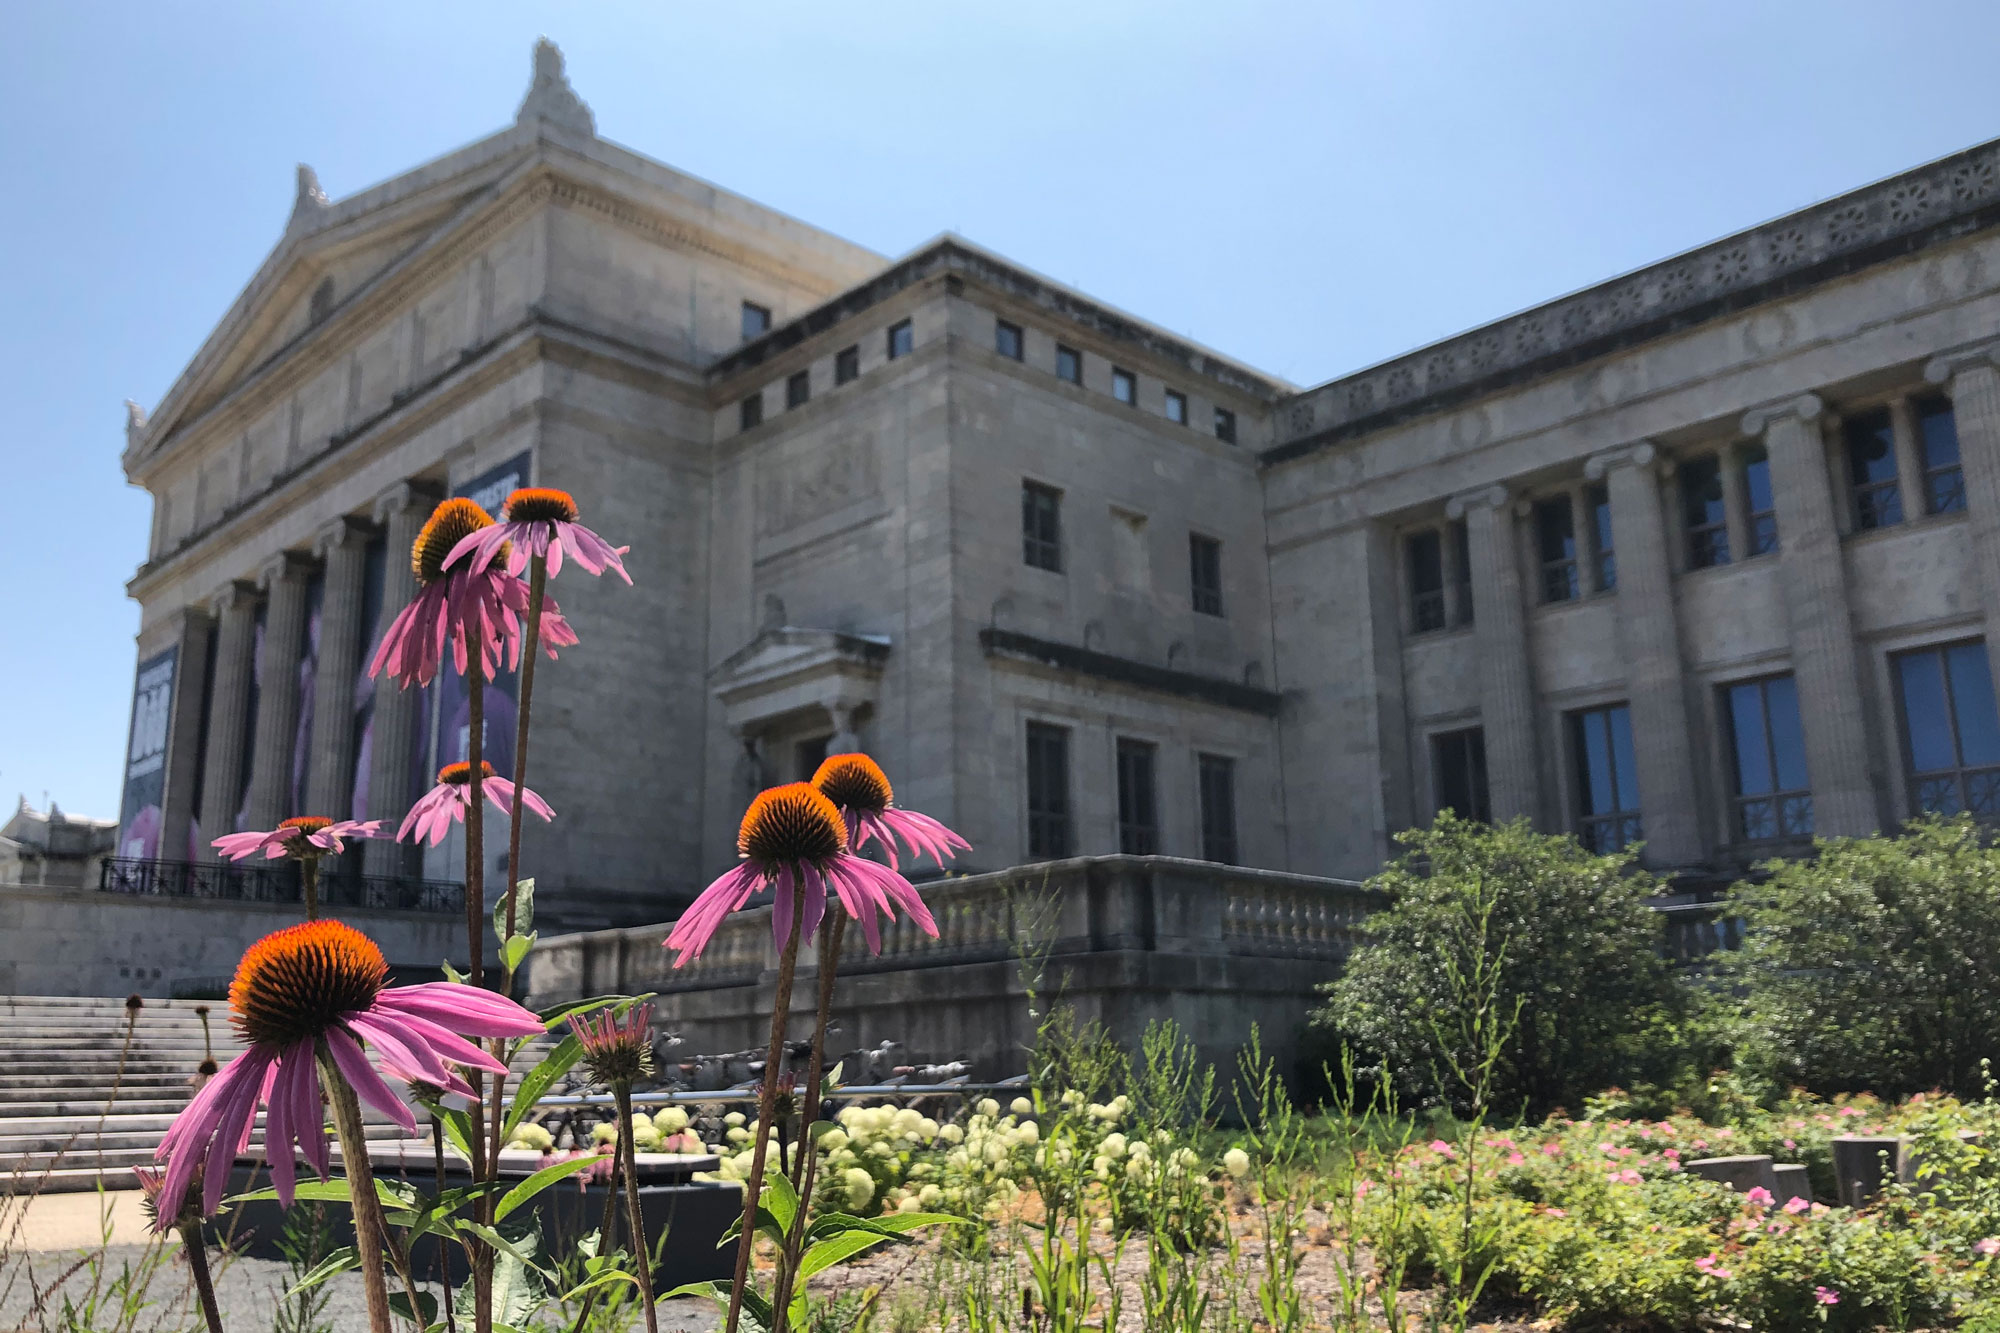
[1724,675,1812,841]
[739,392,763,430]
[995,320,1023,361]
[1743,445,1778,555]
[1198,753,1238,863]
[1056,345,1082,385]
[1112,368,1137,404]
[1536,496,1579,602]
[1917,395,1965,515]
[1432,727,1491,823]
[794,735,831,782]
[1022,481,1063,572]
[1214,407,1237,445]
[1026,722,1072,858]
[741,301,771,342]
[786,370,810,410]
[1189,534,1223,616]
[887,320,914,360]
[1681,455,1730,568]
[1570,703,1641,853]
[1845,408,1902,530]
[1450,518,1473,625]
[1588,483,1616,591]
[1116,739,1159,854]
[834,344,860,385]
[1406,529,1446,632]
[1896,641,2000,817]
[1165,389,1187,424]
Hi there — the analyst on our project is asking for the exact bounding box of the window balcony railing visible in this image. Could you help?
[1913,766,2000,819]
[1854,480,1903,531]
[1411,588,1447,632]
[99,857,465,916]
[1735,791,1814,842]
[1578,813,1643,854]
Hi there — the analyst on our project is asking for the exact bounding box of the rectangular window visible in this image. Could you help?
[886,319,913,360]
[793,735,831,783]
[739,392,763,431]
[1165,389,1187,424]
[1680,455,1731,568]
[740,301,771,342]
[1536,496,1579,603]
[1198,753,1238,863]
[1189,534,1223,616]
[1026,722,1072,859]
[1432,727,1491,823]
[834,344,860,385]
[1917,395,1965,515]
[1022,481,1063,572]
[785,370,810,410]
[1056,344,1082,384]
[1724,675,1813,841]
[1743,445,1778,555]
[1112,368,1137,404]
[1115,738,1159,855]
[1406,529,1446,632]
[1896,641,2000,817]
[1214,407,1237,445]
[995,320,1023,361]
[1570,703,1642,853]
[1588,483,1616,592]
[1450,518,1473,625]
[1845,408,1903,530]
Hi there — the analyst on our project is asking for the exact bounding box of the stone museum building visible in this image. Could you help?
[113,41,2000,932]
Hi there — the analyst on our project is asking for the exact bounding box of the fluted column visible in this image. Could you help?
[365,482,439,876]
[159,606,214,864]
[1446,484,1541,823]
[1743,394,1879,836]
[198,581,259,855]
[245,552,315,832]
[1587,442,1702,865]
[305,517,373,818]
[1926,343,2000,696]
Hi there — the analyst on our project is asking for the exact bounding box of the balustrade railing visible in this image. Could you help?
[99,856,464,916]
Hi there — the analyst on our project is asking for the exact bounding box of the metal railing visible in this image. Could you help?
[99,857,464,916]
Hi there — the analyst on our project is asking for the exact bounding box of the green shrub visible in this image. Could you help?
[1313,814,1688,1118]
[1729,816,2000,1099]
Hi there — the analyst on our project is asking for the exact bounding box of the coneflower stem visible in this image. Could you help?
[502,553,545,944]
[612,1081,659,1333]
[465,654,494,1333]
[431,1114,457,1333]
[179,1220,226,1333]
[318,1049,394,1333]
[301,857,319,921]
[772,913,848,1330]
[724,880,806,1333]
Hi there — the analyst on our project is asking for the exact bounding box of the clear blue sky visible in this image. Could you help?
[5,0,1998,819]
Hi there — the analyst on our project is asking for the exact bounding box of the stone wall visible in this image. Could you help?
[524,855,1383,1082]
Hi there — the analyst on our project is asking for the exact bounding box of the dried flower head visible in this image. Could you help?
[569,1002,655,1089]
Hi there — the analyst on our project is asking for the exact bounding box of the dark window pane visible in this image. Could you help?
[834,345,859,384]
[786,370,809,410]
[1537,497,1579,602]
[1198,754,1238,863]
[887,320,913,360]
[1214,408,1236,444]
[1845,409,1902,529]
[794,735,830,782]
[1948,643,2000,766]
[996,321,1023,360]
[1580,710,1616,815]
[1022,481,1063,572]
[1608,705,1638,810]
[1407,530,1445,631]
[1589,485,1616,591]
[1026,722,1071,858]
[1918,397,1966,515]
[1571,704,1641,851]
[1057,345,1082,384]
[1190,535,1223,616]
[1742,446,1779,555]
[1433,727,1490,822]
[739,394,762,430]
[1116,739,1159,854]
[1899,650,1957,773]
[1680,456,1731,568]
[1165,390,1187,424]
[1766,675,1809,793]
[1728,682,1774,796]
[741,302,771,342]
[1112,369,1136,404]
[1450,519,1474,625]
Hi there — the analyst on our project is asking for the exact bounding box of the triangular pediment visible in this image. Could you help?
[710,625,891,731]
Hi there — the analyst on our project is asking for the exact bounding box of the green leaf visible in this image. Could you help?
[502,932,536,973]
[494,1152,607,1222]
[496,877,535,942]
[282,1245,357,1299]
[457,1221,557,1280]
[823,1060,844,1090]
[504,1035,582,1140]
[388,1289,438,1327]
[555,1268,640,1303]
[534,992,656,1029]
[857,1210,966,1236]
[660,1280,772,1328]
[227,1179,416,1211]
[760,1171,800,1237]
[796,1228,898,1281]
[439,1107,476,1161]
[441,959,466,985]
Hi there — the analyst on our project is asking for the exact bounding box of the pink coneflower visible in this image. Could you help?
[570,1002,655,1088]
[398,761,555,847]
[1815,1287,1840,1306]
[810,754,970,870]
[153,920,543,1217]
[666,783,938,965]
[213,815,383,862]
[444,487,630,584]
[369,498,579,688]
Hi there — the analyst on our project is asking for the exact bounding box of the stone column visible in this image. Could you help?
[1718,443,1751,564]
[198,580,259,855]
[1890,396,1928,522]
[1925,343,2000,696]
[1446,485,1541,823]
[305,517,373,818]
[245,551,315,832]
[1587,442,1703,865]
[364,482,439,876]
[1742,394,1879,836]
[159,606,214,863]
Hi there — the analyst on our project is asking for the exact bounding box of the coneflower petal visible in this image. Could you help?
[291,1051,328,1178]
[265,1044,298,1207]
[326,1028,417,1132]
[203,1053,269,1216]
[346,1013,454,1091]
[381,1009,510,1075]
[372,984,544,1038]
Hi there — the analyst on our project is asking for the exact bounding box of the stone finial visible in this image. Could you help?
[516,37,595,136]
[289,164,331,230]
[124,400,147,447]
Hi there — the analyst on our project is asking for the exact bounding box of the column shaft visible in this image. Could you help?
[246,553,314,832]
[159,608,214,863]
[198,583,258,855]
[1928,353,2000,709]
[1450,486,1541,822]
[1747,395,1879,836]
[365,484,438,876]
[306,519,372,817]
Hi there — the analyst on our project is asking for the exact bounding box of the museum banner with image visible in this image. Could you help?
[116,647,176,860]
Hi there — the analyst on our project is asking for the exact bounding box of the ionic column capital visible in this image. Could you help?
[1584,440,1659,481]
[1924,340,2000,388]
[207,578,259,618]
[257,550,315,591]
[313,515,375,560]
[1741,393,1825,437]
[372,479,443,526]
[1444,483,1510,521]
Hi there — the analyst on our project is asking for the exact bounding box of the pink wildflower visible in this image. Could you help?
[1663,1148,1680,1161]
[212,815,383,862]
[1839,1106,1865,1118]
[1355,1179,1373,1198]
[1546,1206,1567,1217]
[444,487,631,584]
[1976,1237,2000,1256]
[1507,1152,1525,1166]
[1815,1287,1840,1306]
[398,761,555,847]
[1744,1186,1774,1208]
[1542,1141,1562,1156]
[1613,1169,1642,1185]
[810,753,970,870]
[1784,1196,1811,1215]
[1428,1139,1457,1159]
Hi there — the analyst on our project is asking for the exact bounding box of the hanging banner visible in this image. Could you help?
[117,648,177,859]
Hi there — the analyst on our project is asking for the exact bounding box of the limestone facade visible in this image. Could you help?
[117,43,2000,928]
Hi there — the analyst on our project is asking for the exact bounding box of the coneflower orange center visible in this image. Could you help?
[411,498,503,584]
[229,920,387,1049]
[503,487,580,525]
[438,761,498,786]
[737,783,847,866]
[812,753,893,814]
[279,815,333,835]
